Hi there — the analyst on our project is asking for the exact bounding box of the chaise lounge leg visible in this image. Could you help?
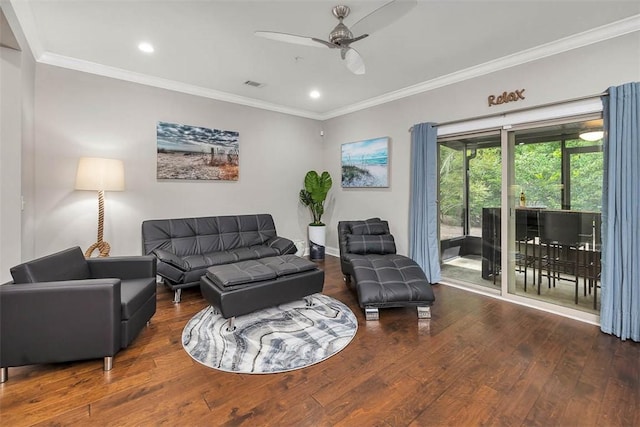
[365,307,379,321]
[304,296,314,307]
[173,289,182,304]
[104,356,113,371]
[1,367,7,383]
[417,306,431,319]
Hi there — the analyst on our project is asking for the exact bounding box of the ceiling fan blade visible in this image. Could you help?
[344,47,365,75]
[311,37,338,49]
[255,31,325,48]
[341,34,369,45]
[351,0,417,37]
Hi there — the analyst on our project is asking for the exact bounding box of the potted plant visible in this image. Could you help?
[299,170,332,261]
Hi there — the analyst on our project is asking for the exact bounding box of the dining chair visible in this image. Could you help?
[537,210,582,303]
[515,209,537,291]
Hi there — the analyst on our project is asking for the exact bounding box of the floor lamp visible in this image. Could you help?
[75,157,125,257]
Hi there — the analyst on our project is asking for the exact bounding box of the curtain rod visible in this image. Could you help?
[408,92,608,132]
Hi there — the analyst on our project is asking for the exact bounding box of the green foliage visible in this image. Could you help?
[439,139,603,235]
[299,170,332,226]
[515,142,562,210]
[439,146,464,228]
[569,151,603,210]
[468,147,502,228]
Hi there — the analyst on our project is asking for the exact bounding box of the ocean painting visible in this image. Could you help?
[157,121,239,180]
[341,137,389,188]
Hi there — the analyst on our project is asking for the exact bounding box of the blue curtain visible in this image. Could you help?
[600,82,640,341]
[409,122,441,283]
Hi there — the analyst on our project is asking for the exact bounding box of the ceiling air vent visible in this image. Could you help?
[244,80,264,88]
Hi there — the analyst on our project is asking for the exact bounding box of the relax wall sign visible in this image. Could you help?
[488,89,525,107]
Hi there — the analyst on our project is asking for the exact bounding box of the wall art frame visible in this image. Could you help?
[156,121,239,181]
[341,137,389,188]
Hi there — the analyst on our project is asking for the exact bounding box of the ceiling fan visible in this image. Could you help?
[255,0,417,75]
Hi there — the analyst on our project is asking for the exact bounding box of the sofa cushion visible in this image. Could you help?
[265,236,297,255]
[350,254,435,307]
[183,246,280,270]
[347,234,396,255]
[120,278,157,319]
[141,214,278,258]
[206,261,277,287]
[152,249,188,270]
[230,246,281,262]
[349,218,389,235]
[260,255,317,277]
[183,251,238,270]
[10,247,91,284]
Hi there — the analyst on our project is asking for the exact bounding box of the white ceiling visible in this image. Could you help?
[9,0,640,119]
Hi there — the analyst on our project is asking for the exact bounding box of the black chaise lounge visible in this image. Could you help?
[0,247,157,382]
[338,218,435,320]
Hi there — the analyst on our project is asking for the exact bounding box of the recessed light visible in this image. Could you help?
[138,42,154,53]
[309,90,321,99]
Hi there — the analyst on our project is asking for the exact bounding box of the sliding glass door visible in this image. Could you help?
[438,115,603,317]
[438,131,501,290]
[506,118,603,314]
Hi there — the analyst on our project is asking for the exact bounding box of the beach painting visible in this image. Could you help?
[156,121,239,180]
[341,137,389,188]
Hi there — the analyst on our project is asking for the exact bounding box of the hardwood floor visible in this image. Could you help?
[1,255,638,426]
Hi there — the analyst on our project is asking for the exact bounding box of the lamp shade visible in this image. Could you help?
[75,157,125,191]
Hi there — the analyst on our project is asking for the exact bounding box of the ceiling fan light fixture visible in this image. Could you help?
[345,48,365,75]
[579,130,604,141]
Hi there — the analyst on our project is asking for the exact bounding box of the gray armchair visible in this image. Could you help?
[0,247,157,382]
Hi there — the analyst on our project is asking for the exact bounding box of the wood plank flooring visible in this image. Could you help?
[1,255,638,426]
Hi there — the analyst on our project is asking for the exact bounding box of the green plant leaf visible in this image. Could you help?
[299,189,312,207]
[301,170,332,225]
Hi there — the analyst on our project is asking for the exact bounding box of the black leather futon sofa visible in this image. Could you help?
[142,214,296,302]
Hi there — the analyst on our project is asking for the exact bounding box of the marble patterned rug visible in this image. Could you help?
[182,293,358,374]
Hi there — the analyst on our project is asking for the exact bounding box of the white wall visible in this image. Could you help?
[322,33,640,255]
[20,40,36,262]
[33,65,323,256]
[16,30,640,262]
[0,2,36,282]
[0,46,22,281]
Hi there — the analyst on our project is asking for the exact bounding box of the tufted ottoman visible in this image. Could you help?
[348,254,435,321]
[199,255,324,328]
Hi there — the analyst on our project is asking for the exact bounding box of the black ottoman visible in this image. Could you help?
[199,255,324,323]
[349,254,435,320]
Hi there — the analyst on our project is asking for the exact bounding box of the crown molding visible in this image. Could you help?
[10,0,639,122]
[4,0,43,57]
[38,52,324,120]
[319,14,640,120]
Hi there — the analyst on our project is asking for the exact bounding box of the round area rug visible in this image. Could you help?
[182,293,358,374]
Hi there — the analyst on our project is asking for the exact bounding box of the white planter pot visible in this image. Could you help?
[308,225,326,261]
